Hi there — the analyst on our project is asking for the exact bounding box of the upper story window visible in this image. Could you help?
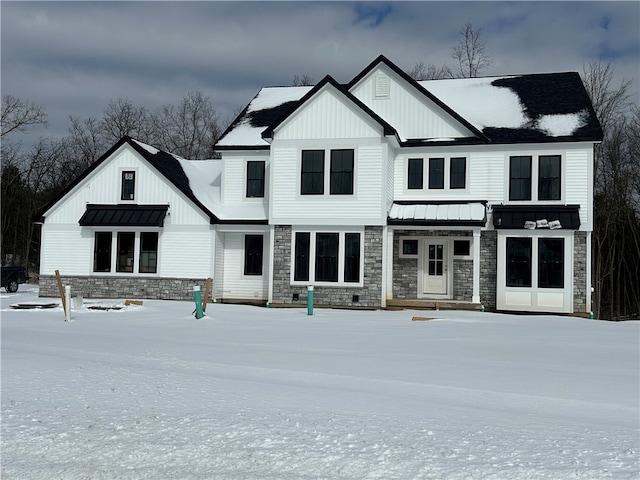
[121,171,135,200]
[246,161,265,198]
[509,155,562,202]
[538,155,561,201]
[428,158,445,189]
[407,157,466,191]
[450,157,466,189]
[301,149,355,196]
[301,150,325,195]
[408,159,423,190]
[330,150,354,195]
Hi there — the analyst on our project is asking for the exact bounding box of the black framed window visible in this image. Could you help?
[538,155,561,201]
[506,237,532,287]
[139,232,158,274]
[407,158,423,189]
[538,238,564,288]
[116,232,135,273]
[428,158,444,189]
[244,235,263,276]
[93,232,112,272]
[294,232,310,281]
[315,233,339,282]
[121,171,135,200]
[509,156,532,201]
[344,233,360,283]
[402,239,419,256]
[301,150,324,195]
[450,157,466,189]
[246,161,265,198]
[330,149,354,195]
[453,240,470,256]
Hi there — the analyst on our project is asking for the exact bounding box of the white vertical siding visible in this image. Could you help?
[276,88,381,140]
[221,232,268,300]
[350,65,474,141]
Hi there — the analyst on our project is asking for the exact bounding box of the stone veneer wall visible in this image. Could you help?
[272,225,383,308]
[479,231,497,310]
[573,231,588,313]
[38,275,208,301]
[391,230,474,301]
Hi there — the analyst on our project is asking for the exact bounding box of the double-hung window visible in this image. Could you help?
[509,154,562,201]
[301,150,325,195]
[292,230,362,284]
[428,158,445,189]
[407,158,423,189]
[330,150,354,195]
[246,161,265,198]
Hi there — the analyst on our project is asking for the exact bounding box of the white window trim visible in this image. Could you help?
[399,237,419,258]
[119,168,138,202]
[506,153,565,204]
[91,228,161,275]
[290,227,365,287]
[244,160,267,201]
[298,148,358,200]
[404,156,469,194]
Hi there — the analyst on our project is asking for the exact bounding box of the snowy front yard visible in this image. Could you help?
[2,286,638,479]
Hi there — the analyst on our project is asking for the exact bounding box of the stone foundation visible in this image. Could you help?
[38,275,208,301]
[573,231,588,313]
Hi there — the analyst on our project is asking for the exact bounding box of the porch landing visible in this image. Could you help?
[385,299,483,311]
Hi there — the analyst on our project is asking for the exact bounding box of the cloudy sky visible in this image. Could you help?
[2,1,638,145]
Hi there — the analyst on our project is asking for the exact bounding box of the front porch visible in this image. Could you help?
[385,298,483,311]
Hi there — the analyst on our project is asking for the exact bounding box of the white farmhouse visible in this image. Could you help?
[35,56,602,313]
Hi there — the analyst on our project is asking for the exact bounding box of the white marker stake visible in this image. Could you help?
[65,285,71,322]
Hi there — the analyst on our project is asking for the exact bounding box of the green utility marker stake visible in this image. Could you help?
[193,286,204,319]
[307,286,314,316]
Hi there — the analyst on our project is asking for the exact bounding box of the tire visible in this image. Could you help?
[5,277,19,293]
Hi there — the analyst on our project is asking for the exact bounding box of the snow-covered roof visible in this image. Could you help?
[216,56,602,149]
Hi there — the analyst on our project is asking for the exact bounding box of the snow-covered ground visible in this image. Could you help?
[2,286,638,479]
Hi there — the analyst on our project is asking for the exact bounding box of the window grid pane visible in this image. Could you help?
[246,161,265,198]
[294,232,310,281]
[244,235,264,276]
[94,232,112,272]
[139,232,158,273]
[506,237,532,287]
[344,233,360,283]
[450,157,466,189]
[538,155,561,201]
[538,238,564,288]
[509,156,532,201]
[408,158,423,189]
[315,233,339,282]
[428,158,444,189]
[330,150,354,195]
[301,150,324,195]
[121,171,135,200]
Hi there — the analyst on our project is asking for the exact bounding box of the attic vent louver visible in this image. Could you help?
[375,73,390,99]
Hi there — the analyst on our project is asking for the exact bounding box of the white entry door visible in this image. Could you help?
[422,240,448,295]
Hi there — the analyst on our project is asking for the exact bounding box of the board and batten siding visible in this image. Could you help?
[220,232,268,300]
[275,88,382,141]
[350,65,474,141]
[270,144,387,225]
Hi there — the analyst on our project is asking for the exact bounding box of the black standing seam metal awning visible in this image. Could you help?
[492,205,581,230]
[79,204,169,227]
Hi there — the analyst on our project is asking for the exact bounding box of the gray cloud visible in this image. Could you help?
[2,1,637,146]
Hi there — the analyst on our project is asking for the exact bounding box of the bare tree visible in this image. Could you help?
[291,74,314,86]
[407,61,453,81]
[1,95,48,137]
[101,98,151,143]
[451,21,493,78]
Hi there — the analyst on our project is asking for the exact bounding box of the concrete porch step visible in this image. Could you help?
[385,299,483,311]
